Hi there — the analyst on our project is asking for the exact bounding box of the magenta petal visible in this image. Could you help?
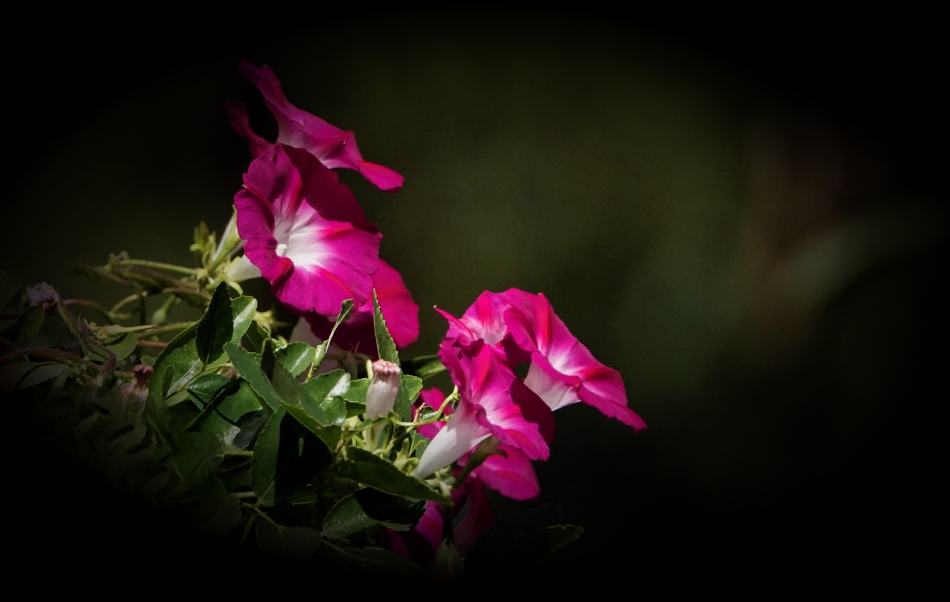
[471,445,540,501]
[234,144,381,315]
[239,60,404,191]
[358,160,405,192]
[304,259,419,355]
[224,101,273,160]
[504,288,646,432]
[460,345,549,461]
[453,477,497,554]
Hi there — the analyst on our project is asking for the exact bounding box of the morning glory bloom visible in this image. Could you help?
[234,144,381,315]
[502,289,647,431]
[228,60,404,192]
[412,344,550,479]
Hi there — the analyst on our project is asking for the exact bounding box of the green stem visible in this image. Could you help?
[0,346,99,369]
[116,259,198,276]
[62,299,116,324]
[144,321,195,337]
[111,293,145,316]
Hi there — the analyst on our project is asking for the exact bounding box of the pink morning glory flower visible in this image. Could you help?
[412,344,550,479]
[227,60,404,192]
[417,387,541,501]
[502,289,647,431]
[234,143,382,316]
[302,259,420,356]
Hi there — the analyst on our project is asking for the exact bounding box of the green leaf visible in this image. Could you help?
[342,378,369,403]
[272,363,340,449]
[338,449,450,503]
[196,283,233,364]
[86,331,138,363]
[149,323,201,405]
[185,379,241,431]
[313,299,354,369]
[276,342,313,377]
[226,343,282,412]
[302,369,349,426]
[0,362,70,391]
[332,545,422,577]
[354,488,425,531]
[186,373,231,406]
[322,494,379,540]
[394,375,423,422]
[245,320,268,353]
[251,409,333,507]
[373,290,399,365]
[1,305,44,347]
[401,355,446,381]
[256,522,322,561]
[228,296,257,348]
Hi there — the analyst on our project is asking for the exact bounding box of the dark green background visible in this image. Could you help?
[3,12,944,578]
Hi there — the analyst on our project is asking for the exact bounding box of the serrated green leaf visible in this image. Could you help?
[87,331,138,362]
[373,290,399,365]
[338,448,450,503]
[401,355,446,381]
[226,343,281,412]
[251,409,332,507]
[256,522,322,561]
[355,488,425,530]
[302,369,349,426]
[228,296,257,347]
[0,362,70,391]
[276,341,313,377]
[245,320,268,352]
[394,375,423,422]
[185,379,241,431]
[196,283,233,364]
[313,299,354,369]
[272,363,341,449]
[149,324,200,405]
[333,545,423,577]
[342,378,369,403]
[1,305,44,347]
[322,494,379,540]
[186,373,231,406]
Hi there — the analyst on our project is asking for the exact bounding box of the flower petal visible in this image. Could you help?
[304,259,419,355]
[239,60,404,191]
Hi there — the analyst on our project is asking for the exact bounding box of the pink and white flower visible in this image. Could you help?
[228,60,404,192]
[412,344,550,479]
[412,288,644,498]
[234,144,381,315]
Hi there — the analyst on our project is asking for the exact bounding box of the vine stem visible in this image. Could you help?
[0,346,99,369]
[136,340,168,349]
[115,259,198,276]
[62,299,115,323]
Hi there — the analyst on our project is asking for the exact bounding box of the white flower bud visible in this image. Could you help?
[365,360,401,419]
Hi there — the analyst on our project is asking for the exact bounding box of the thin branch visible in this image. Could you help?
[115,259,199,276]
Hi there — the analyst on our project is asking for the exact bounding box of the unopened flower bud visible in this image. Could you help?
[26,282,60,315]
[365,360,400,419]
[133,364,154,391]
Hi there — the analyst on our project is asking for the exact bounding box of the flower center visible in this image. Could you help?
[275,243,288,256]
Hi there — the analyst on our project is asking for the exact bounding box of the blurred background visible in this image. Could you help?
[3,11,944,577]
